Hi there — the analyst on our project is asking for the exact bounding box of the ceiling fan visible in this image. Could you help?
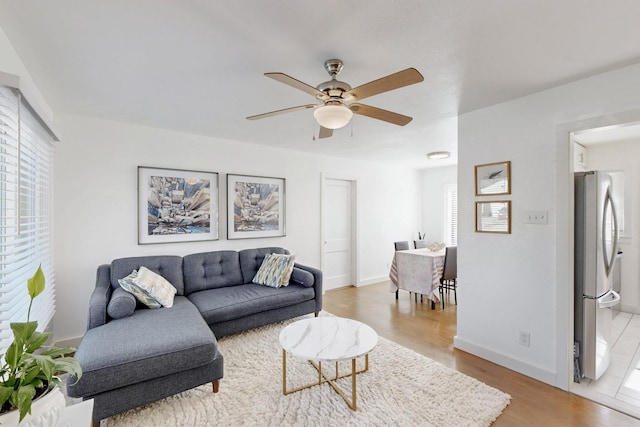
[246,59,424,138]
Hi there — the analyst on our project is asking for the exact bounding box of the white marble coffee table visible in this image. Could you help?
[279,316,378,410]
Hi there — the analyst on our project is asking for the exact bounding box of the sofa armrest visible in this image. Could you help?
[293,262,323,314]
[87,264,113,330]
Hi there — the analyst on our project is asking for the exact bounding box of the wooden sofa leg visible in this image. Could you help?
[314,311,319,317]
[92,421,100,427]
[212,380,220,393]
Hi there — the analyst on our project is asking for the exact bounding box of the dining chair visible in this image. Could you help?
[394,241,410,251]
[439,246,457,309]
[414,240,427,249]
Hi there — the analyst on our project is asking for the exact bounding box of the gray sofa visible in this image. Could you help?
[67,247,322,424]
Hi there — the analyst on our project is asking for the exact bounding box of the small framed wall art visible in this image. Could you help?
[138,166,219,244]
[227,174,286,239]
[475,200,511,234]
[475,161,511,196]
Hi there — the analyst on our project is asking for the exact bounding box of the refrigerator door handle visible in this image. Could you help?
[598,290,621,309]
[602,188,619,276]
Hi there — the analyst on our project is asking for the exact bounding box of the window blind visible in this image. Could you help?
[445,183,458,246]
[0,85,56,354]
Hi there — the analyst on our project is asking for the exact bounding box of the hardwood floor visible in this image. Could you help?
[322,282,640,426]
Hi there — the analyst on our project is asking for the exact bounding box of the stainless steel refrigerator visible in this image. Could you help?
[575,171,621,381]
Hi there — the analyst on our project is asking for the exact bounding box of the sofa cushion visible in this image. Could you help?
[135,266,177,307]
[118,270,161,309]
[107,287,137,319]
[110,256,185,295]
[69,297,217,397]
[252,253,296,288]
[183,251,243,294]
[289,267,314,288]
[238,247,288,284]
[187,283,315,325]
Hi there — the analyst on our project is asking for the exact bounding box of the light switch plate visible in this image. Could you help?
[526,210,548,225]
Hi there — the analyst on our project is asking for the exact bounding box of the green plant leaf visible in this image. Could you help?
[10,321,38,342]
[31,355,55,382]
[40,345,76,358]
[5,341,21,368]
[15,384,35,422]
[27,264,45,300]
[54,357,83,379]
[26,330,51,353]
[0,386,12,408]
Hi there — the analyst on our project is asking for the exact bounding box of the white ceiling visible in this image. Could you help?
[573,122,640,146]
[2,1,640,168]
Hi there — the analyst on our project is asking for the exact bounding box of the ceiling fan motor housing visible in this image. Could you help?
[316,80,351,99]
[317,59,352,100]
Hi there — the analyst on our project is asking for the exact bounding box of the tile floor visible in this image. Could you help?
[572,310,640,418]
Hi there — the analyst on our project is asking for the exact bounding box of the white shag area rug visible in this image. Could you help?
[105,313,510,427]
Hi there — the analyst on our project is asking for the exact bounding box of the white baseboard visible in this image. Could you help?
[357,275,389,287]
[454,335,557,387]
[619,304,640,314]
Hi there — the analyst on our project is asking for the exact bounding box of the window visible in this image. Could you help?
[445,183,458,246]
[0,84,57,354]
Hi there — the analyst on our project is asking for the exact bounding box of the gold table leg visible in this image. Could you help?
[282,350,370,411]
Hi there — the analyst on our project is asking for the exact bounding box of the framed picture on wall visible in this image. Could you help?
[475,201,511,234]
[138,166,219,244]
[227,174,286,239]
[475,161,511,196]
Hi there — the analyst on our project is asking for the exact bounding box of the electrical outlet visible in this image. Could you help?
[526,210,548,225]
[519,331,531,347]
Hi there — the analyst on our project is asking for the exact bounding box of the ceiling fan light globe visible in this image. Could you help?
[313,105,353,130]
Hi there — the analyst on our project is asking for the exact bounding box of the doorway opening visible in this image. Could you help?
[569,121,640,418]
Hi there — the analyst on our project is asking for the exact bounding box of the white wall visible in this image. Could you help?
[586,140,640,313]
[52,113,421,343]
[420,165,457,243]
[456,62,640,389]
[0,20,422,345]
[0,25,52,122]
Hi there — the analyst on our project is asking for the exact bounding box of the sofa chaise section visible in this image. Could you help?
[68,296,222,421]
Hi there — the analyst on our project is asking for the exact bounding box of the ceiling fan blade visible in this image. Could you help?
[318,126,333,139]
[265,73,326,98]
[344,68,424,101]
[349,103,413,126]
[246,104,317,120]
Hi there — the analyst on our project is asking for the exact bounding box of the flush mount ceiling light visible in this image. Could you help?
[313,103,354,130]
[427,151,450,159]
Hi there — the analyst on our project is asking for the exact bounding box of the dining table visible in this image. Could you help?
[389,248,445,307]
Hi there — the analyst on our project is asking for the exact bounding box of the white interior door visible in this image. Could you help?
[322,178,354,290]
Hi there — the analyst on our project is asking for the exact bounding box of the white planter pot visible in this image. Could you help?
[0,384,66,427]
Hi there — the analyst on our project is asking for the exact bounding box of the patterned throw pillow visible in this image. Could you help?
[118,270,162,309]
[135,266,178,308]
[252,253,296,288]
